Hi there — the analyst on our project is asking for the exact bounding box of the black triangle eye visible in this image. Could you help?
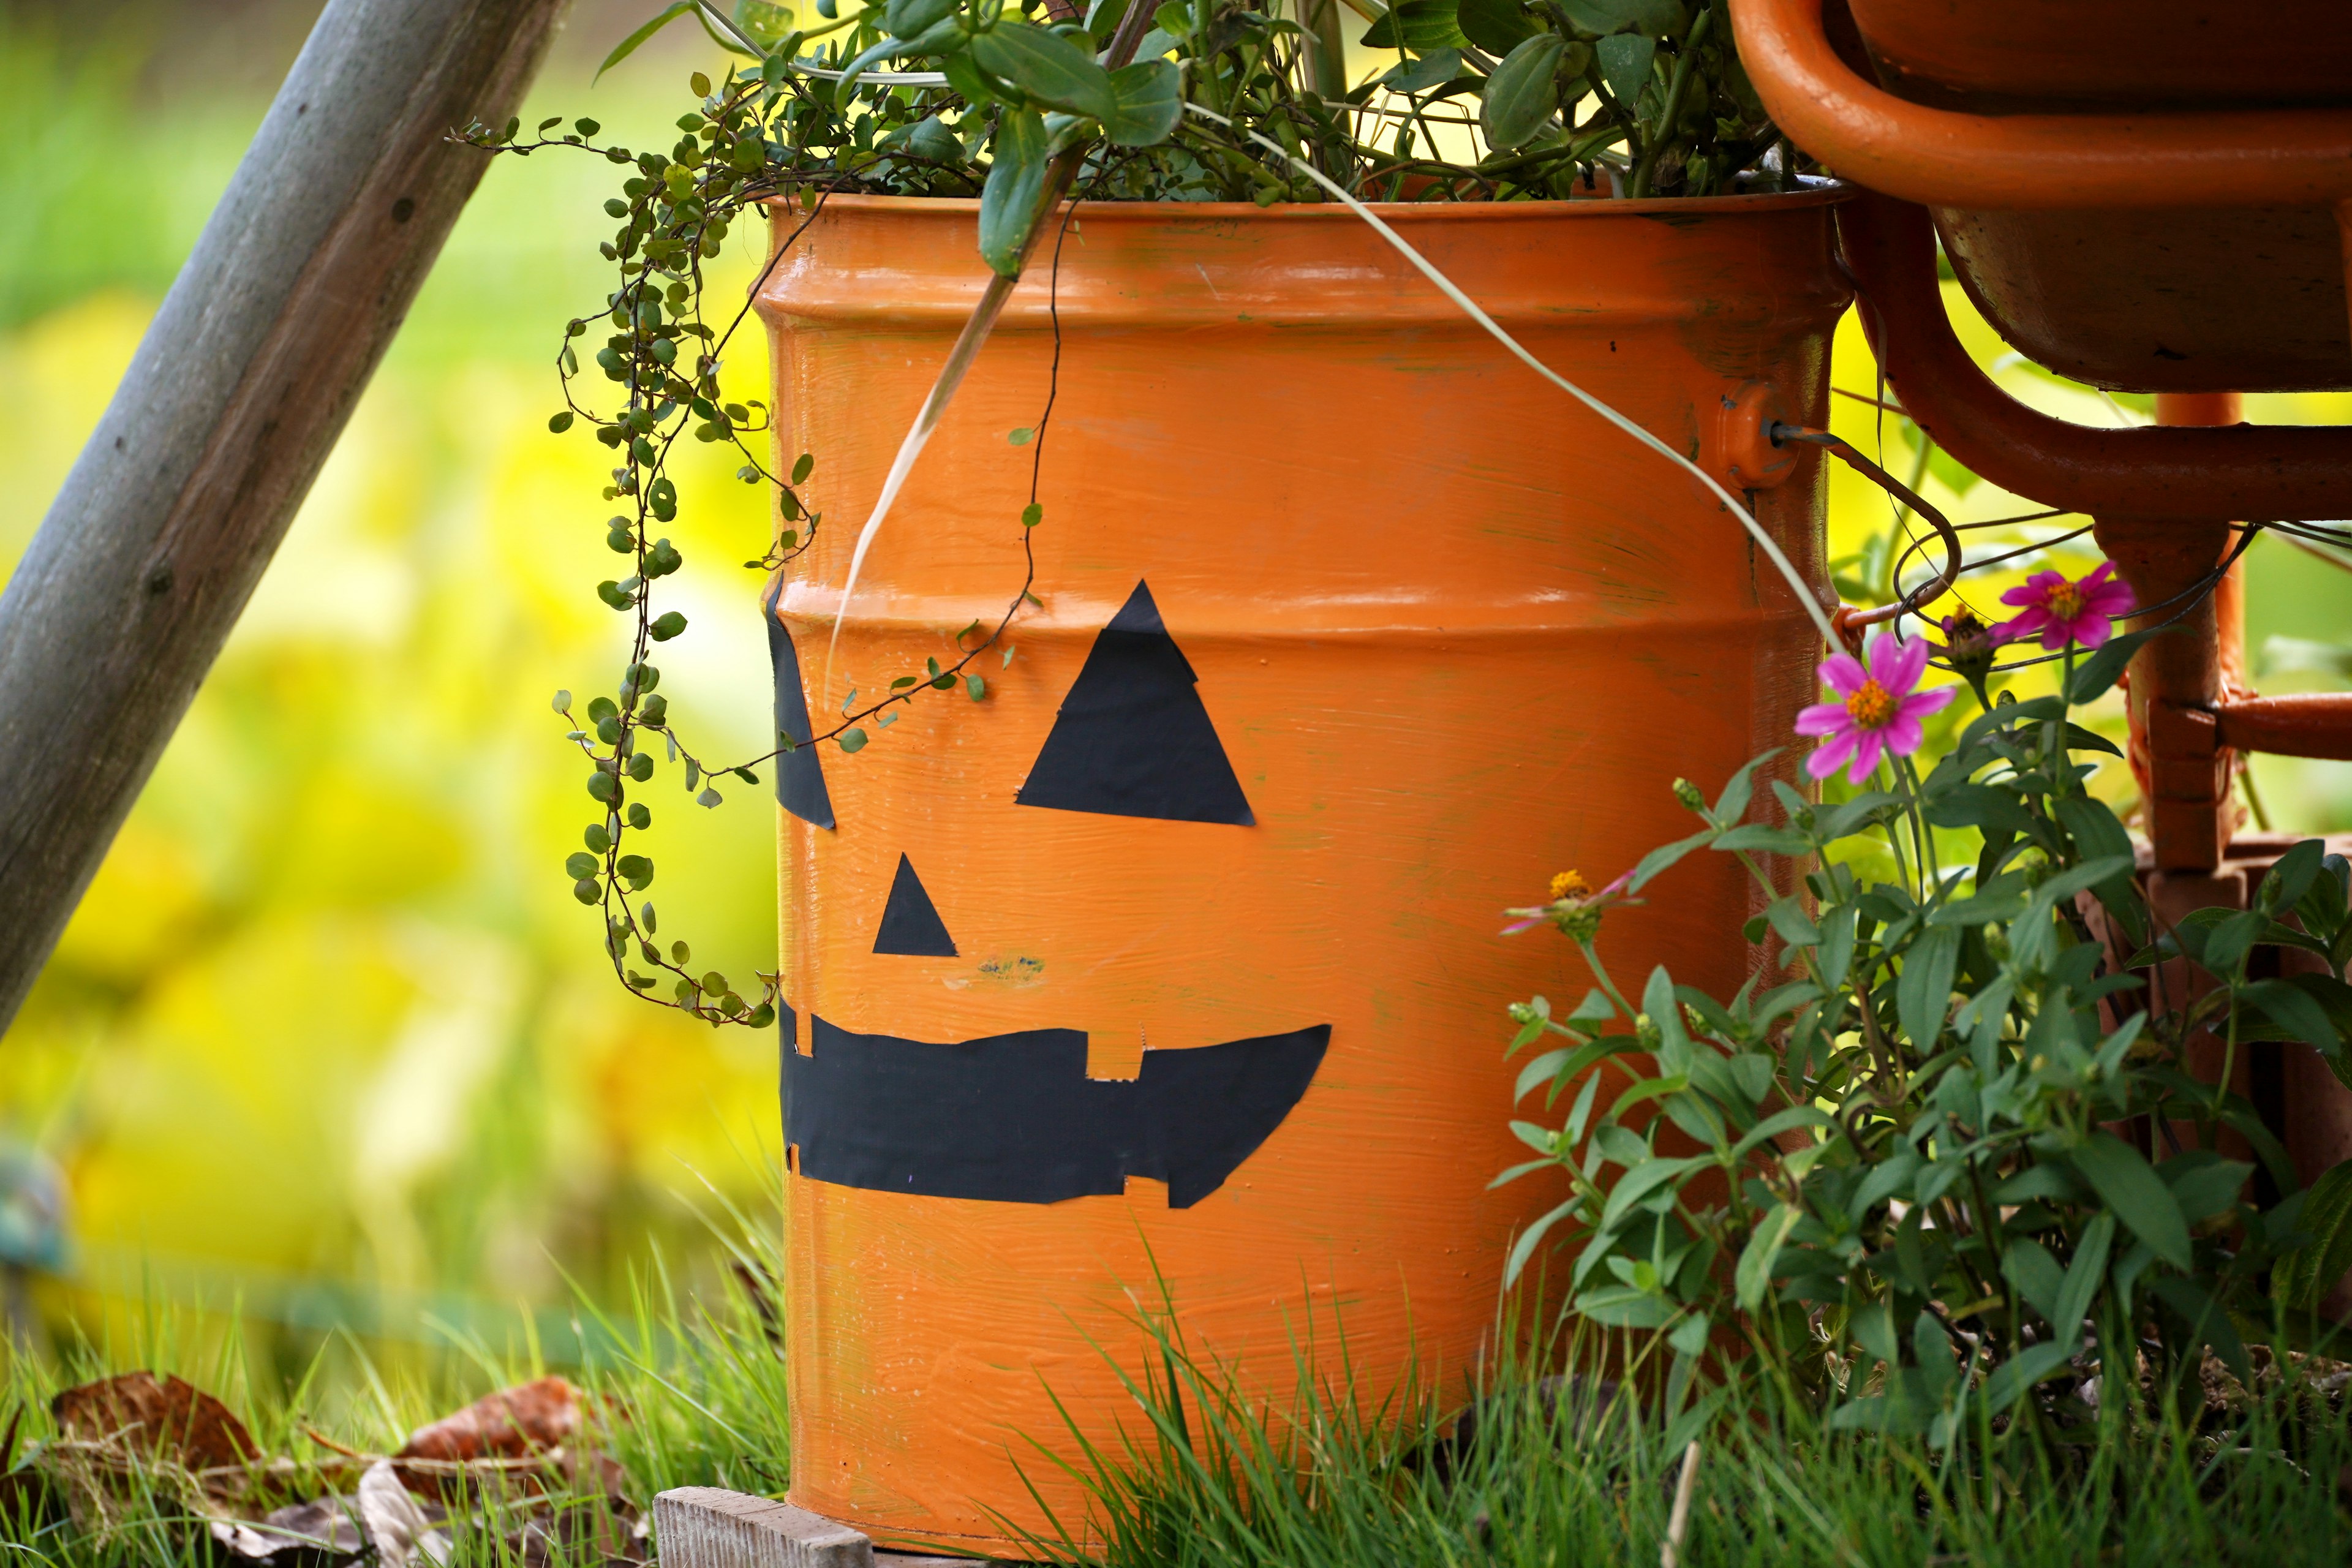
[873,854,957,956]
[1015,581,1254,826]
[767,589,834,831]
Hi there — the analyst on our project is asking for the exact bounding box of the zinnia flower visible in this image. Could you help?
[1504,869,1634,940]
[1796,633,1954,784]
[1996,562,2135,650]
[1931,607,2002,706]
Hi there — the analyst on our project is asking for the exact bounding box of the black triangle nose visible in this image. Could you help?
[873,853,957,956]
[1015,580,1254,826]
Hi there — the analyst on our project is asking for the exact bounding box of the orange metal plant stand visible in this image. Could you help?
[1736,0,2352,1199]
[759,191,1849,1547]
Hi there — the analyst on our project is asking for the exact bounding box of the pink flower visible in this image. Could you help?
[1995,562,2135,650]
[1796,633,1955,785]
[1502,869,1635,939]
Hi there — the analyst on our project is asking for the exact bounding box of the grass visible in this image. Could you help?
[0,1182,790,1566]
[6,1240,2351,1564]
[1007,1308,2352,1568]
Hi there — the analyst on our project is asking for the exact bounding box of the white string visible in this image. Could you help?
[1181,102,1838,645]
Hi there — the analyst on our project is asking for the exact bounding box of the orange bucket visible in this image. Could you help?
[756,188,1847,1548]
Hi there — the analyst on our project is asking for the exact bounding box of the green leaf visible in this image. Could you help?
[1573,1284,1674,1329]
[1736,1203,1800,1311]
[884,0,957,36]
[908,116,965,166]
[1643,965,1691,1072]
[1763,895,1820,948]
[1102,59,1182,146]
[1457,0,1540,50]
[1815,902,1853,987]
[735,0,797,46]
[1383,47,1463,93]
[1923,783,2035,838]
[2151,1275,2251,1386]
[1563,0,1684,35]
[1728,1105,1833,1163]
[1814,788,1902,842]
[2000,1237,2065,1325]
[1599,1154,1706,1232]
[650,610,688,641]
[552,689,573,713]
[832,36,907,105]
[596,1,695,83]
[1595,31,1655,105]
[1504,1196,1579,1285]
[2243,978,2343,1051]
[2054,794,2137,893]
[1712,749,1779,828]
[2062,722,2123,758]
[1981,1343,2074,1417]
[1710,824,1811,854]
[839,727,869,753]
[2275,1158,2352,1312]
[979,108,1050,277]
[1928,892,2029,927]
[1896,924,1960,1048]
[2258,837,2329,915]
[1478,34,1565,152]
[2202,908,2269,976]
[2070,1132,2192,1270]
[1627,828,1714,892]
[2067,625,2175,705]
[1359,0,1469,50]
[970,22,1120,119]
[2051,1211,2115,1349]
[966,673,987,701]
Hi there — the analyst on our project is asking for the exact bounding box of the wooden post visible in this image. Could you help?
[0,0,571,1033]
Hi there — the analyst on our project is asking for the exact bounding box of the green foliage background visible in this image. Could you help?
[4,0,2352,1404]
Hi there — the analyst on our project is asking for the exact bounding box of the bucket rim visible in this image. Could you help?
[761,178,1853,224]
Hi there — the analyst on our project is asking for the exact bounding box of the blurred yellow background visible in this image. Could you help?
[2,0,2350,1392]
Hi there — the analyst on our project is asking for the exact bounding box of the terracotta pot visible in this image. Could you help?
[756,188,1847,1548]
[1843,0,2352,392]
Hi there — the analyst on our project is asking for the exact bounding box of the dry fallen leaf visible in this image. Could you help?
[360,1460,451,1568]
[397,1376,581,1468]
[51,1371,258,1475]
[211,1493,372,1562]
[393,1375,607,1504]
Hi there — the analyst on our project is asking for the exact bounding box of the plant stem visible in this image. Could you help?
[1628,4,1712,198]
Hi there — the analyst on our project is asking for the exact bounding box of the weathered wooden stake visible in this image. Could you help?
[0,0,572,1033]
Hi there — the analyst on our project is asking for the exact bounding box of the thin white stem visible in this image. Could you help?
[1182,102,1838,645]
[820,271,1019,695]
[1661,1440,1702,1568]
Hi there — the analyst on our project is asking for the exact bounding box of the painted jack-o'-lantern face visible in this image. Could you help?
[773,579,1330,1208]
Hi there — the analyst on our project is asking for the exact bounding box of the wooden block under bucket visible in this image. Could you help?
[652,1488,988,1568]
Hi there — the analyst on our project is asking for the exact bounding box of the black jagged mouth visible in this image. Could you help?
[780,1011,1329,1207]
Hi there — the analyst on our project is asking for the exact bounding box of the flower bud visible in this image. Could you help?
[1672,777,1706,813]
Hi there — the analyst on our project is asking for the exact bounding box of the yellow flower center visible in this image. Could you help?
[1550,870,1591,900]
[2044,582,2086,622]
[1845,679,1896,729]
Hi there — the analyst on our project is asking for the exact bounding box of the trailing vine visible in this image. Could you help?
[453,0,1800,1026]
